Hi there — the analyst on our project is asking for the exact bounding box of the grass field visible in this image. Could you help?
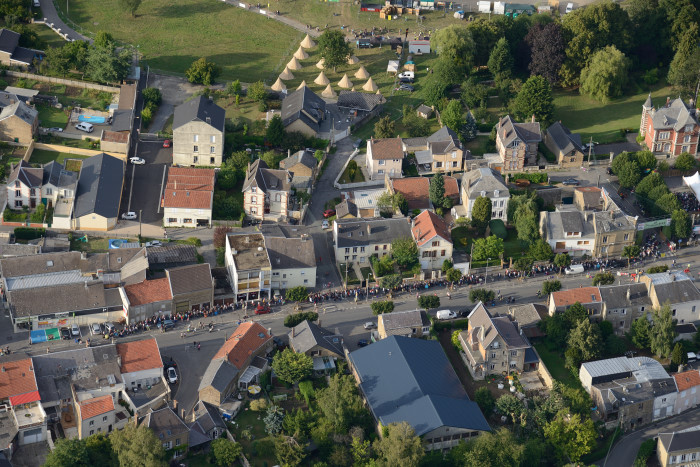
[29,149,88,166]
[36,105,68,129]
[26,23,70,50]
[553,82,674,144]
[534,343,580,389]
[55,0,304,82]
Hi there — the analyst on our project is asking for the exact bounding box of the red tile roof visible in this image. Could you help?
[369,137,404,160]
[551,287,601,307]
[124,278,172,306]
[78,395,114,420]
[391,176,459,211]
[163,167,215,210]
[116,337,163,374]
[412,210,451,247]
[0,358,38,402]
[674,370,700,392]
[9,390,40,406]
[213,322,272,369]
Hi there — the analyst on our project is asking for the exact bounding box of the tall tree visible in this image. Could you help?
[118,0,142,17]
[511,75,554,124]
[544,412,597,463]
[617,161,642,188]
[373,422,424,467]
[554,252,571,273]
[495,394,526,425]
[452,427,525,467]
[391,237,419,269]
[650,305,676,358]
[672,209,692,239]
[109,424,166,467]
[429,173,446,207]
[531,238,554,261]
[374,116,395,139]
[466,18,500,66]
[272,349,313,384]
[45,438,91,467]
[525,22,565,84]
[674,152,698,172]
[668,23,700,99]
[567,319,603,368]
[265,115,285,147]
[273,435,307,467]
[84,433,117,467]
[514,205,538,244]
[441,100,466,134]
[86,46,131,84]
[211,438,242,467]
[488,37,514,84]
[263,405,285,435]
[628,0,671,69]
[185,57,220,86]
[432,24,475,73]
[580,46,630,103]
[629,317,652,349]
[672,342,689,366]
[472,235,504,262]
[471,196,492,234]
[317,30,351,72]
[315,374,367,434]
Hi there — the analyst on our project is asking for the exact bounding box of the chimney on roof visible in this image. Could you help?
[367,224,372,235]
[288,149,291,158]
[1,367,4,373]
[531,114,536,123]
[627,288,631,300]
[81,251,87,260]
[666,97,671,107]
[292,326,296,338]
[206,116,211,125]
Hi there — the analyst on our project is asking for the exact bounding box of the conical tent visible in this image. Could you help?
[297,80,307,90]
[321,84,337,98]
[338,74,353,89]
[376,89,382,96]
[301,34,316,49]
[351,86,356,92]
[314,71,330,85]
[362,77,378,92]
[347,55,360,65]
[316,58,325,69]
[354,65,370,79]
[271,77,286,92]
[279,66,294,80]
[294,46,309,60]
[287,57,302,71]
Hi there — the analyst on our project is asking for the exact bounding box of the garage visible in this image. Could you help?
[22,427,44,444]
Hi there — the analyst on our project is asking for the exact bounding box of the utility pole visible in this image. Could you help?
[139,209,142,238]
[587,136,593,167]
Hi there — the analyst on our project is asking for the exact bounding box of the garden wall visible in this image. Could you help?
[533,347,555,389]
[5,71,120,93]
[31,142,127,161]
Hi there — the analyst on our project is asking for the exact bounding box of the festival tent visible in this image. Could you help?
[271,77,287,92]
[355,66,370,79]
[301,34,316,48]
[287,57,303,70]
[321,84,337,98]
[279,66,294,80]
[314,71,330,85]
[362,77,378,92]
[294,46,309,60]
[338,74,353,89]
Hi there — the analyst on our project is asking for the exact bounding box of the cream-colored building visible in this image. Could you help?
[332,217,412,265]
[162,167,215,228]
[366,137,404,180]
[0,98,38,144]
[172,96,225,167]
[377,309,431,339]
[242,159,292,222]
[657,427,700,467]
[265,235,317,290]
[411,210,453,271]
[544,121,586,168]
[225,233,272,302]
[72,153,125,231]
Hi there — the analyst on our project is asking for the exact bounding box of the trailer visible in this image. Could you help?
[477,0,491,13]
[493,1,505,14]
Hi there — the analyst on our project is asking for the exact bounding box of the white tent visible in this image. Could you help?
[387,60,399,74]
[355,66,370,79]
[279,66,294,80]
[321,84,337,98]
[683,172,700,202]
[314,71,330,85]
[297,80,307,90]
[338,74,353,89]
[316,58,325,69]
[301,34,316,49]
[362,77,378,92]
[347,55,360,65]
[271,77,286,92]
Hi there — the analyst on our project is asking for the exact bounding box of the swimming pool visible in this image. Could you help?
[78,115,106,124]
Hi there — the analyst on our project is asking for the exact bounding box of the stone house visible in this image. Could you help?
[657,427,700,467]
[72,153,125,231]
[459,302,537,380]
[0,29,38,68]
[279,149,318,189]
[495,115,541,172]
[640,95,699,156]
[242,159,292,222]
[548,287,603,317]
[402,126,466,175]
[289,320,343,375]
[673,370,700,415]
[265,235,316,290]
[539,208,596,257]
[377,309,431,339]
[639,271,700,325]
[172,96,225,167]
[0,96,37,144]
[6,160,77,211]
[599,283,652,335]
[416,104,433,119]
[281,86,326,138]
[366,137,404,180]
[411,210,453,271]
[544,121,586,168]
[459,168,509,221]
[332,217,412,265]
[591,209,637,258]
[166,263,214,314]
[75,395,118,439]
[139,407,191,460]
[574,187,603,211]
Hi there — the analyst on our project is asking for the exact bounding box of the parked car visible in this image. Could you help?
[90,323,102,335]
[121,211,137,220]
[129,157,145,165]
[33,0,40,7]
[160,319,174,330]
[323,209,336,218]
[104,322,115,333]
[167,367,178,384]
[75,122,94,133]
[399,77,414,84]
[396,84,414,92]
[322,220,330,230]
[60,327,71,340]
[144,240,162,247]
[363,322,375,329]
[562,178,580,186]
[565,264,585,275]
[48,127,63,133]
[163,139,171,148]
[352,139,363,149]
[566,2,574,13]
[436,310,457,320]
[357,339,369,347]
[71,324,80,336]
[398,71,414,80]
[255,304,271,315]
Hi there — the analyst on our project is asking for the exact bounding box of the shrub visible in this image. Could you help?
[509,172,548,184]
[298,380,314,405]
[647,265,669,273]
[29,203,45,223]
[469,288,495,303]
[488,219,507,239]
[418,295,440,309]
[185,237,202,247]
[284,312,318,328]
[249,398,268,411]
[3,210,26,222]
[371,300,395,315]
[634,439,655,466]
[14,227,45,239]
[592,272,615,286]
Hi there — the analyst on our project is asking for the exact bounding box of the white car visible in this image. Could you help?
[398,71,414,79]
[71,324,80,336]
[90,323,102,335]
[322,220,329,229]
[167,367,178,384]
[104,323,115,333]
[145,240,162,247]
[121,211,137,220]
[436,310,457,320]
[129,157,145,165]
[363,322,375,329]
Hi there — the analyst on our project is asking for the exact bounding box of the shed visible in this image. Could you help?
[387,60,399,74]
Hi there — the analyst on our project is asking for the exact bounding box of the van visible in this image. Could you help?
[33,0,40,7]
[565,2,574,13]
[436,310,457,320]
[75,122,94,133]
[565,264,585,275]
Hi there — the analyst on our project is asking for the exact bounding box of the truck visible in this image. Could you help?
[565,264,585,275]
[436,310,457,320]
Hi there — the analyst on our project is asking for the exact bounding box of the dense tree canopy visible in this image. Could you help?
[317,30,352,72]
[580,46,630,102]
[511,75,554,124]
[526,22,566,84]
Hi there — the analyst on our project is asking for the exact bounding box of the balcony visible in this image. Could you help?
[13,404,45,429]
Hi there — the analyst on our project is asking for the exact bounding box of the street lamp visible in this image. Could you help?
[485,258,491,283]
[366,272,372,301]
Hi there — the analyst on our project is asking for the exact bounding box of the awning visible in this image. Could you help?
[683,172,700,202]
[239,366,262,386]
[10,391,40,406]
[524,347,539,364]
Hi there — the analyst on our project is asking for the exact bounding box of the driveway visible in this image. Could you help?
[595,133,642,157]
[38,1,91,42]
[120,140,171,227]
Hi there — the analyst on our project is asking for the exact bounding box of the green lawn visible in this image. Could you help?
[463,135,494,156]
[451,226,525,267]
[55,0,304,82]
[534,343,580,389]
[26,22,70,50]
[29,149,88,166]
[36,105,69,129]
[337,163,365,184]
[552,82,674,144]
[230,406,277,467]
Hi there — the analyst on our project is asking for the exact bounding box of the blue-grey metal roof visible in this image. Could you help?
[74,153,125,219]
[173,96,225,132]
[348,336,490,436]
[5,269,84,291]
[524,347,539,364]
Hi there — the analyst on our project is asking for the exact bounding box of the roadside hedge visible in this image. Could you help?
[14,227,45,240]
[284,311,318,328]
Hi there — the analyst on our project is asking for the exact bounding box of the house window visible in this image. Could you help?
[511,350,517,356]
[167,218,177,223]
[435,162,443,168]
[194,135,199,142]
[510,363,517,368]
[30,188,35,196]
[251,196,257,203]
[432,241,440,247]
[14,190,20,197]
[352,255,357,260]
[383,245,387,250]
[441,250,446,256]
[210,135,216,143]
[673,309,677,317]
[193,156,198,163]
[683,145,690,153]
[624,233,629,241]
[345,248,350,253]
[694,306,697,313]
[14,200,22,207]
[193,145,199,152]
[176,439,181,446]
[353,247,358,253]
[659,132,670,139]
[252,187,257,193]
[90,430,94,435]
[686,125,694,133]
[251,208,257,214]
[46,188,52,195]
[603,236,608,243]
[14,181,19,188]
[304,279,308,284]
[378,169,384,175]
[89,421,94,426]
[210,157,215,164]
[489,364,495,370]
[375,246,379,251]
[491,353,496,358]
[452,161,458,167]
[183,218,193,224]
[685,135,692,143]
[103,416,107,421]
[378,160,385,165]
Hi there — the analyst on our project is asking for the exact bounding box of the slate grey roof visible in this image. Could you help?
[281,86,326,133]
[467,302,529,350]
[0,243,40,258]
[598,283,651,310]
[192,400,226,433]
[498,115,541,147]
[335,199,357,218]
[187,421,211,447]
[140,407,189,438]
[166,263,212,296]
[462,168,508,198]
[650,98,698,132]
[652,279,700,304]
[416,104,432,115]
[265,236,316,269]
[10,46,36,65]
[42,161,63,186]
[242,159,292,194]
[110,109,132,132]
[427,126,461,153]
[33,346,122,396]
[582,356,669,381]
[173,96,225,132]
[335,217,412,248]
[507,303,545,328]
[0,99,38,126]
[279,150,318,171]
[8,281,123,317]
[7,160,42,187]
[74,153,125,219]
[541,210,595,242]
[546,121,584,154]
[643,93,653,109]
[337,90,384,112]
[146,244,197,267]
[348,336,490,436]
[198,358,239,392]
[658,428,700,453]
[0,29,20,54]
[289,320,343,357]
[379,309,430,331]
[676,323,697,334]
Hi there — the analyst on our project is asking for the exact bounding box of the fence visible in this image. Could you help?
[5,70,120,93]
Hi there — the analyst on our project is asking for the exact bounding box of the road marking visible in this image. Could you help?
[157,165,167,214]
[127,163,136,211]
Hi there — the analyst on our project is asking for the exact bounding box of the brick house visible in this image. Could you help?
[640,95,699,156]
[242,159,292,222]
[366,137,404,180]
[495,115,541,172]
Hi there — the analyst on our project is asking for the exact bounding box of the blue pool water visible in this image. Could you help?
[78,115,106,124]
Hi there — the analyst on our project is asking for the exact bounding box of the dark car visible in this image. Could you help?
[459,309,470,317]
[399,77,414,84]
[357,339,369,347]
[606,167,613,175]
[562,178,580,186]
[396,84,414,92]
[60,327,71,340]
[160,319,174,330]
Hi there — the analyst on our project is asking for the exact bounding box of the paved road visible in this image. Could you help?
[38,0,91,42]
[601,407,700,466]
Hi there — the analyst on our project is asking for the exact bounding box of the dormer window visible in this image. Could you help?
[252,187,257,193]
[494,190,499,197]
[480,191,486,197]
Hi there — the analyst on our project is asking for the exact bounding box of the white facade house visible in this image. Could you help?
[459,168,509,220]
[225,233,272,302]
[411,210,453,271]
[366,137,404,181]
[333,217,412,265]
[640,271,700,325]
[266,235,317,290]
[673,370,700,415]
[539,208,596,257]
[116,338,164,389]
[162,167,215,228]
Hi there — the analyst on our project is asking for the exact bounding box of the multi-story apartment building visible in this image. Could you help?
[640,95,699,156]
[495,115,541,172]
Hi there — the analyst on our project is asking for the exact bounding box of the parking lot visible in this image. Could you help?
[120,140,172,227]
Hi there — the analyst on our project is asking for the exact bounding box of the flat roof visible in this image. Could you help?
[227,234,270,271]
